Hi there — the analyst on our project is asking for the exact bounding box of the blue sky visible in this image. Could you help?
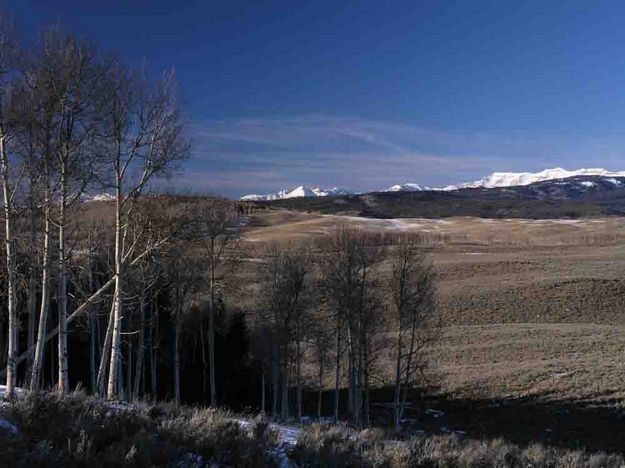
[7,0,625,196]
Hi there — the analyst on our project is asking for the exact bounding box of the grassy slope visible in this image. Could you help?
[238,211,625,453]
[241,211,625,403]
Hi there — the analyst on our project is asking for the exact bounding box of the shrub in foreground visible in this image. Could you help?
[0,391,276,466]
[292,424,625,467]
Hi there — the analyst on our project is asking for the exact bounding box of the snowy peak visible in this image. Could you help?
[446,167,625,190]
[240,168,625,201]
[317,187,352,197]
[383,182,424,192]
[240,185,352,201]
[283,186,316,198]
[83,193,115,202]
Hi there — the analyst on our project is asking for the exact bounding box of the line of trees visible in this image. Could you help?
[0,19,189,399]
[250,228,436,428]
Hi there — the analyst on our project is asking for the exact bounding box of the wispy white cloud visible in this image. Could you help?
[178,114,625,197]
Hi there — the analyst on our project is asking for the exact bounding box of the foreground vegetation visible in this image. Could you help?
[1,391,623,467]
[0,391,277,466]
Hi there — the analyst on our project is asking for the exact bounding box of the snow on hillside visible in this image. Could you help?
[444,167,625,190]
[83,193,115,202]
[240,168,625,200]
[241,185,352,201]
[383,182,424,192]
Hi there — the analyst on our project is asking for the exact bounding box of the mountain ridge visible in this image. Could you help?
[241,185,352,201]
[240,167,625,200]
[247,172,625,219]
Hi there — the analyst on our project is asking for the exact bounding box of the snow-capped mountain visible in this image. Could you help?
[241,185,352,201]
[83,193,115,202]
[240,168,625,200]
[383,183,424,192]
[444,167,625,190]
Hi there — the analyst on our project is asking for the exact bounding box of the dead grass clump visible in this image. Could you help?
[0,391,276,466]
[291,426,625,467]
[292,423,365,466]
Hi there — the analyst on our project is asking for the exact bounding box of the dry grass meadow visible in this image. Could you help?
[240,210,625,451]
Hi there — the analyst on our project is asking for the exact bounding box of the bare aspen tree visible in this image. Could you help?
[0,17,19,397]
[310,315,332,419]
[1,223,173,383]
[102,67,189,399]
[11,74,43,382]
[86,231,99,392]
[161,244,200,405]
[259,243,308,421]
[389,241,435,427]
[25,32,60,391]
[149,286,160,399]
[95,300,115,396]
[197,197,239,407]
[132,264,155,400]
[321,227,382,426]
[320,227,357,422]
[24,28,109,394]
[0,84,17,398]
[17,69,185,393]
[27,58,56,390]
[249,323,273,415]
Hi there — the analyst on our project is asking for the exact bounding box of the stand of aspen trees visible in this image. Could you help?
[0,18,436,429]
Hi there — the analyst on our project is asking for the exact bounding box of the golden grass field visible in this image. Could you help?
[241,210,625,405]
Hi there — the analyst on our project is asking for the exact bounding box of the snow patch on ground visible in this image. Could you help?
[236,419,300,467]
[0,419,18,435]
[425,409,445,419]
[0,385,24,398]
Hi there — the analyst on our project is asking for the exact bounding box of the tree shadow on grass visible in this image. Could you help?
[417,391,625,454]
[305,386,625,454]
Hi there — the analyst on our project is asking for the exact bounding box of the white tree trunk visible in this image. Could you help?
[261,368,266,415]
[333,319,341,422]
[26,186,38,380]
[296,315,302,421]
[132,293,146,400]
[208,253,217,406]
[1,236,170,380]
[271,343,279,418]
[57,168,69,395]
[393,327,403,428]
[106,178,123,399]
[30,197,51,391]
[150,298,159,400]
[317,351,323,419]
[173,304,181,404]
[96,301,115,396]
[1,135,17,398]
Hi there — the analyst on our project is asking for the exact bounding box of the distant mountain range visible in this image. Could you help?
[246,168,625,219]
[240,186,352,201]
[442,167,625,190]
[240,167,625,200]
